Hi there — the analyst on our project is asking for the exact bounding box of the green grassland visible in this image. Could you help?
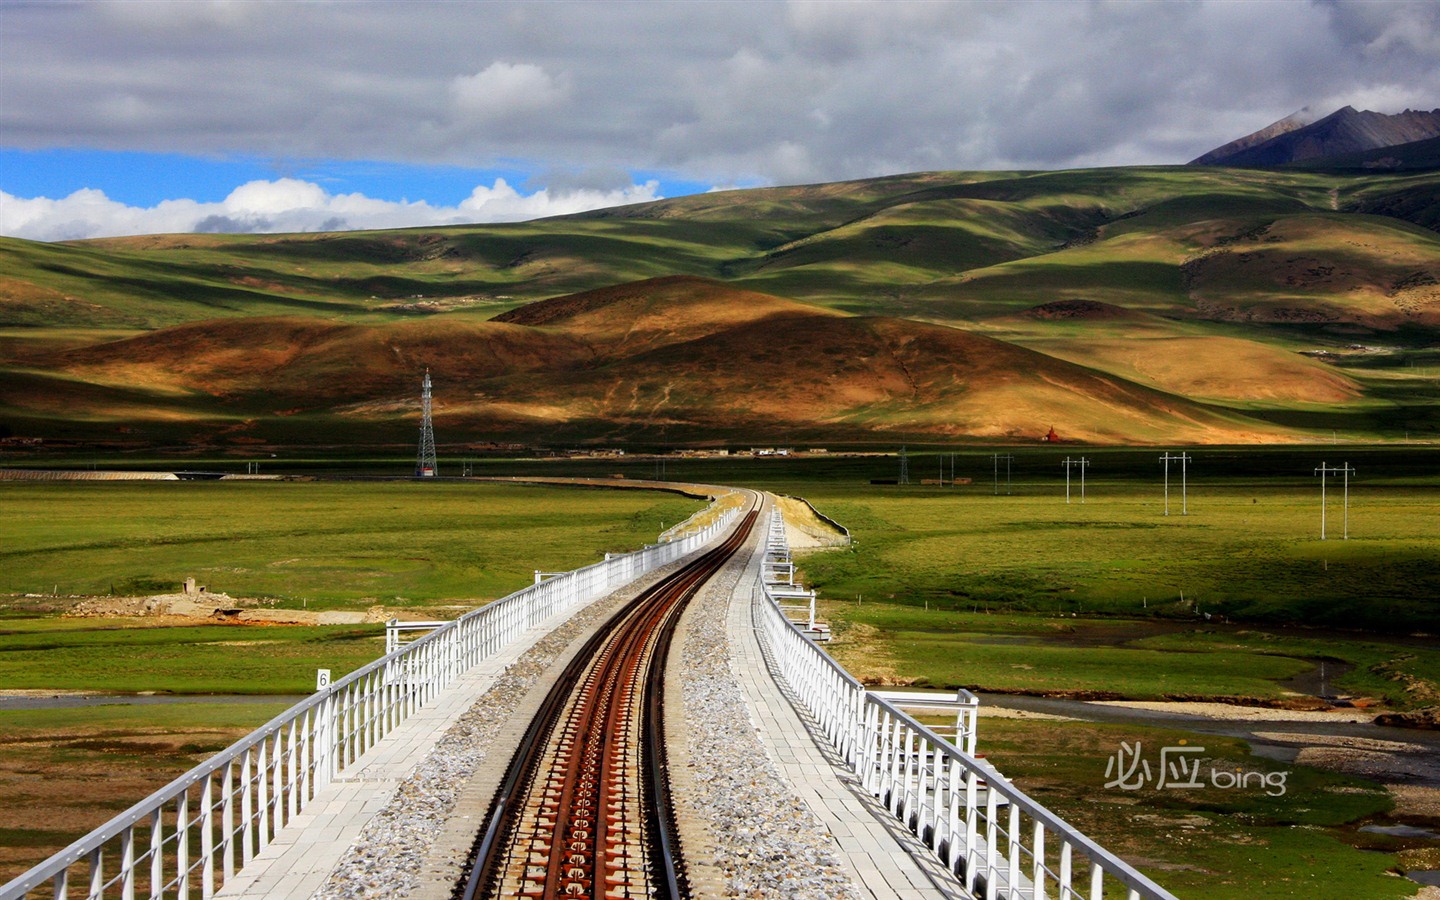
[463,448,1440,709]
[0,463,1435,889]
[4,165,1428,333]
[797,481,1440,631]
[0,479,702,881]
[760,457,1440,706]
[0,622,383,694]
[0,480,700,607]
[2,164,1437,446]
[0,480,699,695]
[943,715,1413,900]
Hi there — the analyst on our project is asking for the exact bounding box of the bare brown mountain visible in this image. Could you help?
[1191,106,1440,167]
[492,275,838,358]
[26,277,1286,444]
[58,316,593,404]
[492,311,1267,443]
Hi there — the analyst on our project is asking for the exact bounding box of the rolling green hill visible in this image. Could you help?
[1,165,1437,448]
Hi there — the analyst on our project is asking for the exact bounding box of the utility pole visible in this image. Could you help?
[898,446,910,485]
[1062,456,1090,504]
[1314,462,1355,540]
[1159,452,1191,516]
[990,453,1014,495]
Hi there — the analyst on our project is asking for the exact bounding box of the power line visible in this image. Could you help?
[990,452,1014,495]
[1159,452,1191,516]
[1314,461,1355,540]
[1062,456,1089,504]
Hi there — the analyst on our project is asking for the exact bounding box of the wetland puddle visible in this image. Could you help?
[1359,824,1440,840]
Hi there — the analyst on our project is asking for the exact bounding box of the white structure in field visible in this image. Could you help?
[415,370,437,478]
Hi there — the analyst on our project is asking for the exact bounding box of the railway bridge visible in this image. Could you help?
[1,486,1176,900]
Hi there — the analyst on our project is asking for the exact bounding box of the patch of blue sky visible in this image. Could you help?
[0,148,712,206]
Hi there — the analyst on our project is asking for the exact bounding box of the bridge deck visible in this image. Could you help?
[213,605,588,899]
[727,521,973,900]
[218,504,976,900]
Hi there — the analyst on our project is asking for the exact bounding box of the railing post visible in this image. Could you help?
[119,826,134,900]
[222,761,235,881]
[239,750,253,865]
[1007,804,1021,900]
[286,719,299,822]
[176,790,189,900]
[86,848,102,900]
[984,786,999,900]
[1032,819,1046,900]
[1060,840,1073,900]
[256,739,269,851]
[945,756,961,872]
[150,806,164,891]
[271,730,284,832]
[201,774,215,898]
[964,766,979,886]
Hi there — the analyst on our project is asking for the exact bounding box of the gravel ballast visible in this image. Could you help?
[670,516,863,899]
[310,512,864,899]
[312,559,688,899]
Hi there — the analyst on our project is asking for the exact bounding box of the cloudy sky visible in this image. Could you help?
[3,0,1437,241]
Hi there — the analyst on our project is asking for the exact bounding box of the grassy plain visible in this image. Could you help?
[932,715,1414,900]
[2,457,1437,891]
[721,450,1438,897]
[757,455,1440,706]
[0,479,701,880]
[0,480,700,608]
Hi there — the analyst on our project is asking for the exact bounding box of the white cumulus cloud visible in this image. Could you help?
[450,62,570,123]
[0,177,663,242]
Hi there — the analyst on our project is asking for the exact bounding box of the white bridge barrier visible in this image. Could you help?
[754,509,1177,900]
[2,506,739,900]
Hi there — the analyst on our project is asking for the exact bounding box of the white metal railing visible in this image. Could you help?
[2,505,740,900]
[754,506,1176,900]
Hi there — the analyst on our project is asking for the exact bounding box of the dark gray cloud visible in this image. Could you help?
[3,0,1437,185]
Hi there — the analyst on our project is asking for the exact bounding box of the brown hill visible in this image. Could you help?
[1192,106,1440,167]
[59,316,592,404]
[483,311,1281,443]
[27,278,1289,444]
[493,275,837,357]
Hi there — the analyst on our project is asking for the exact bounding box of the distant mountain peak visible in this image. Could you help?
[1189,108,1318,165]
[1191,105,1440,168]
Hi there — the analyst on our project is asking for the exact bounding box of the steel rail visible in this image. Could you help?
[458,506,758,900]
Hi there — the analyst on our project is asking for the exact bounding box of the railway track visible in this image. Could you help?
[456,505,759,900]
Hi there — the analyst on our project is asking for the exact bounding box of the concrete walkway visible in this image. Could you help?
[214,596,608,899]
[727,502,972,900]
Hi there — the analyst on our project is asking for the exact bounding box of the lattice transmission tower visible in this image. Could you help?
[415,369,437,478]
